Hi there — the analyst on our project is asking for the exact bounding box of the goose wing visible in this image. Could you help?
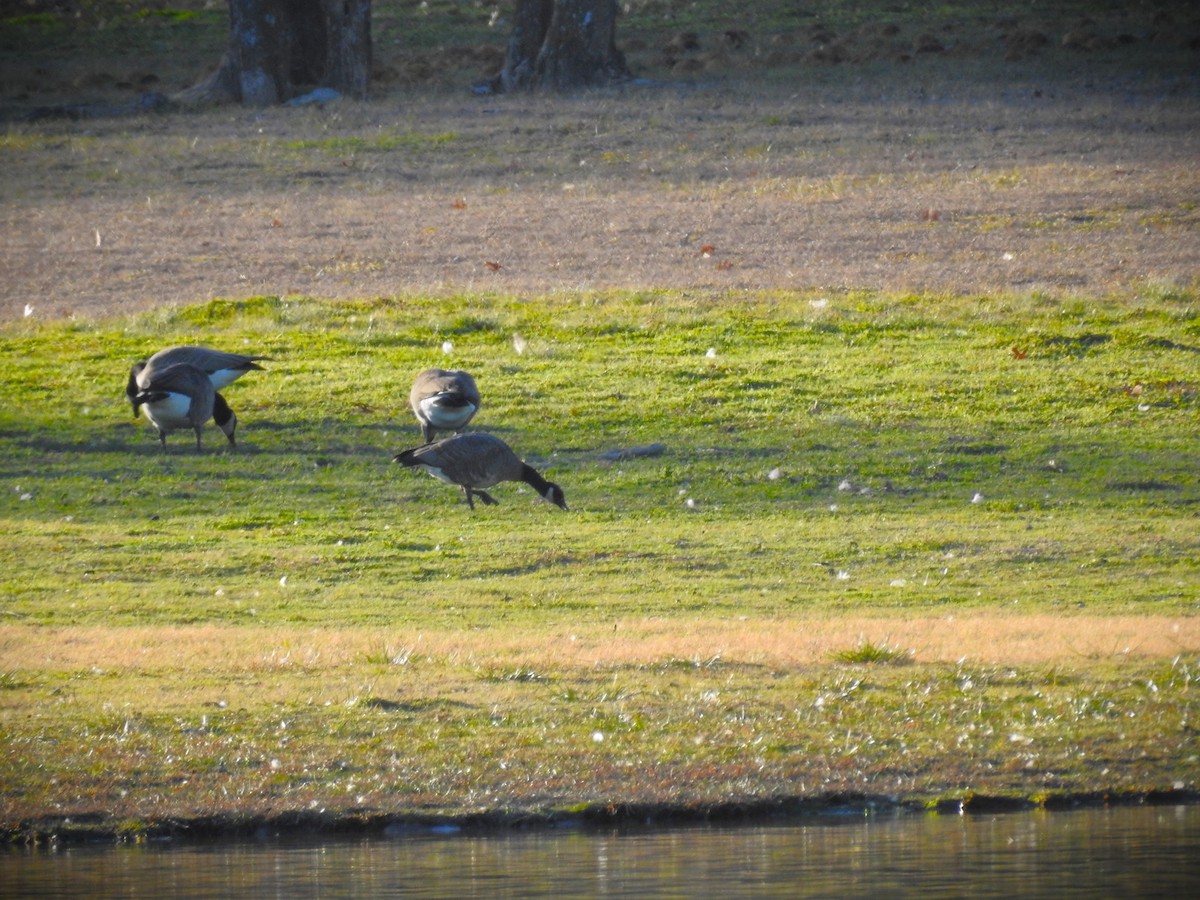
[397,433,517,488]
[137,346,267,391]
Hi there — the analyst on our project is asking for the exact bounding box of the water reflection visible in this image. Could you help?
[4,805,1198,898]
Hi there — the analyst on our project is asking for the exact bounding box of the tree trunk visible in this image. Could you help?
[498,0,629,93]
[322,0,372,100]
[176,0,371,107]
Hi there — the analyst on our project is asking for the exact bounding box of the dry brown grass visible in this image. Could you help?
[3,76,1198,323]
[5,615,1196,675]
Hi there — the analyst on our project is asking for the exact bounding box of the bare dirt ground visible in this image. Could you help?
[2,31,1198,324]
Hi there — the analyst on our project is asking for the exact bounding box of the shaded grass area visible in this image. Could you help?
[3,0,1199,120]
[1,289,1197,840]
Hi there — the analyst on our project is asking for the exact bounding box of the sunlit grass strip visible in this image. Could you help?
[3,617,1195,673]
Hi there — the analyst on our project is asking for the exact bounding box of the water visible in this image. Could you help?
[4,805,1198,898]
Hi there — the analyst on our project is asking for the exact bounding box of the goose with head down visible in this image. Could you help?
[127,345,266,415]
[393,432,567,511]
[131,362,237,451]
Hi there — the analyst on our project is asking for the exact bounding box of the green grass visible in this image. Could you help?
[1,288,1198,838]
[831,639,914,665]
[2,289,1196,627]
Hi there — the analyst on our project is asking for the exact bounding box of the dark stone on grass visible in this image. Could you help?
[597,443,667,461]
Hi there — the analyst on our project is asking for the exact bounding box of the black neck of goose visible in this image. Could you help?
[126,364,144,414]
[213,393,237,445]
[520,464,552,496]
[213,393,234,428]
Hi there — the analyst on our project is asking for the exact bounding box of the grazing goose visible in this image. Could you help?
[409,367,481,443]
[127,346,266,415]
[393,432,567,510]
[131,363,237,451]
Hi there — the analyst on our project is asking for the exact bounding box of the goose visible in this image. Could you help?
[409,367,481,443]
[393,432,567,510]
[131,362,237,451]
[127,346,266,415]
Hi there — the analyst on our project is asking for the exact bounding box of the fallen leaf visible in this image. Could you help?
[450,199,467,209]
[485,260,503,271]
[271,219,283,228]
[1011,347,1027,359]
[715,260,734,270]
[700,244,716,257]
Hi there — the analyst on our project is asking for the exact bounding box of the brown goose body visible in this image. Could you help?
[132,362,237,451]
[128,346,266,415]
[409,367,481,443]
[393,432,567,510]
